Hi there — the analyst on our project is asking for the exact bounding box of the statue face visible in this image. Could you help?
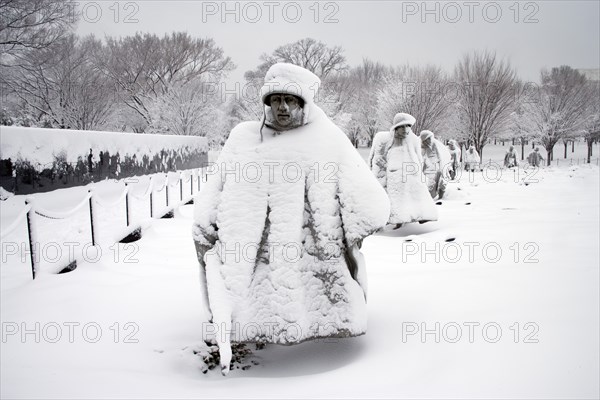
[269,94,302,128]
[394,124,411,140]
[421,137,432,149]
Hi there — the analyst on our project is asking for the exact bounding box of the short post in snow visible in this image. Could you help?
[125,183,130,227]
[88,189,95,246]
[165,175,169,207]
[24,198,36,279]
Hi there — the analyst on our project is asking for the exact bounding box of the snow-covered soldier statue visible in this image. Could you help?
[192,63,390,375]
[419,130,451,199]
[504,145,519,168]
[464,145,481,172]
[369,113,438,228]
[527,147,544,167]
[447,140,461,180]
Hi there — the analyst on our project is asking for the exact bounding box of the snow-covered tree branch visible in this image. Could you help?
[454,50,518,161]
[0,0,75,63]
[526,66,595,165]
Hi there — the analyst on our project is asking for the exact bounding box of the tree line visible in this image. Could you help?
[1,0,598,164]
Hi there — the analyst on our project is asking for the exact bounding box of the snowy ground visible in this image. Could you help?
[1,158,599,398]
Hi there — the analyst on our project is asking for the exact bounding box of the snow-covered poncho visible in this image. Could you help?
[464,147,481,169]
[448,143,461,170]
[193,93,390,371]
[421,137,452,199]
[504,149,518,168]
[527,150,544,167]
[422,138,452,179]
[369,131,438,224]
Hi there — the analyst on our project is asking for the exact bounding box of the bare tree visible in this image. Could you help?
[584,118,600,164]
[0,0,75,62]
[527,66,595,165]
[91,32,234,128]
[343,117,362,147]
[582,81,600,164]
[1,34,115,130]
[507,82,540,160]
[245,37,347,81]
[454,50,518,160]
[337,58,392,146]
[509,107,533,161]
[377,64,453,137]
[148,79,219,137]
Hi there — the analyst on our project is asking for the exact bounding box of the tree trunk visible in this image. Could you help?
[521,139,525,160]
[572,140,575,153]
[532,141,535,149]
[588,139,593,163]
[564,142,568,159]
[547,150,552,166]
[459,142,466,162]
[512,138,515,145]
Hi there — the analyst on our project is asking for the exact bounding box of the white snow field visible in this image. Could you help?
[1,161,599,398]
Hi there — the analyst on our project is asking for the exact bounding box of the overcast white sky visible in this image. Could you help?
[76,1,600,84]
